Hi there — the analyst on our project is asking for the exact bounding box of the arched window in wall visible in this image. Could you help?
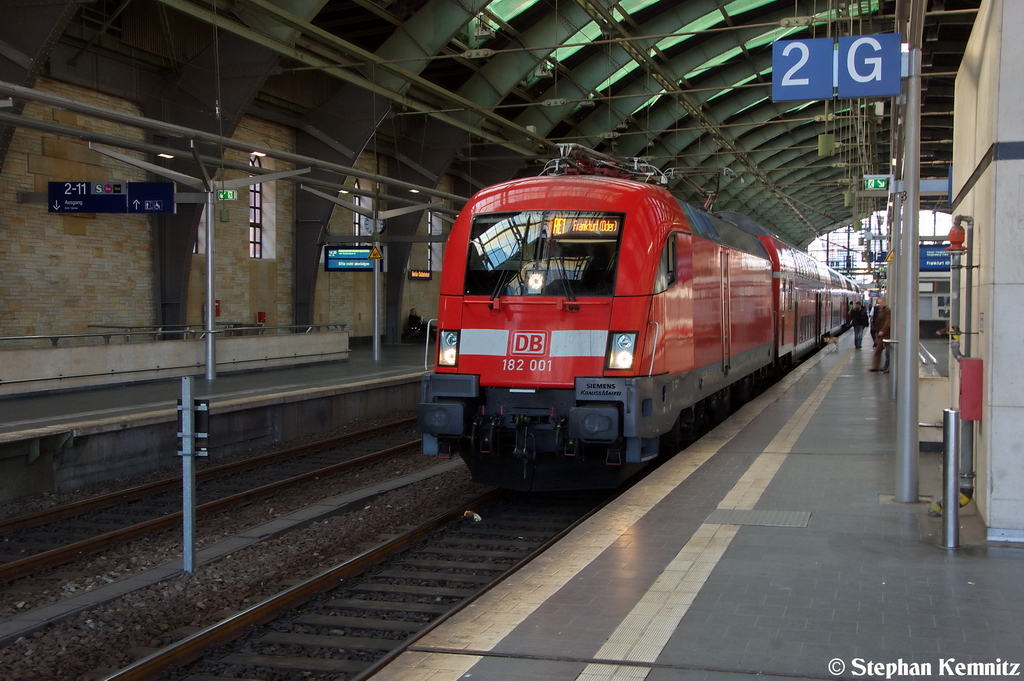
[244,153,278,260]
[249,154,264,259]
[428,211,444,271]
[352,180,375,239]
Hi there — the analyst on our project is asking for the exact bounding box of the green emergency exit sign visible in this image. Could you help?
[863,175,891,191]
[217,189,237,201]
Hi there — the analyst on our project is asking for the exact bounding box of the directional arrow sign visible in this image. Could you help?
[128,182,175,213]
[863,174,893,192]
[48,182,175,213]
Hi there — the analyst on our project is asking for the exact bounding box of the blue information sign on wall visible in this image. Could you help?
[48,182,175,213]
[324,247,375,272]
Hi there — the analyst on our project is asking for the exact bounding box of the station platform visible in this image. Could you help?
[0,343,430,500]
[371,335,1024,681]
[0,343,429,443]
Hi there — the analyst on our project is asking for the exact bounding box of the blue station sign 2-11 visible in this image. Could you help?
[772,33,903,101]
[48,181,175,214]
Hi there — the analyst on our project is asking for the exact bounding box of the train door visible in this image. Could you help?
[790,290,798,346]
[778,278,786,352]
[721,248,732,373]
[816,292,824,341]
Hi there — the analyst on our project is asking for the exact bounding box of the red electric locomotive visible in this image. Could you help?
[418,153,856,491]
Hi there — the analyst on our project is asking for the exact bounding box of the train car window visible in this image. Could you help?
[653,237,677,293]
[464,211,622,298]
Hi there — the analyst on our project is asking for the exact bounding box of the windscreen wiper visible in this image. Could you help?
[554,255,576,302]
[490,224,526,300]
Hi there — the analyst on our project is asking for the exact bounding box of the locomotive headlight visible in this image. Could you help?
[606,332,637,370]
[438,330,460,367]
[526,266,546,294]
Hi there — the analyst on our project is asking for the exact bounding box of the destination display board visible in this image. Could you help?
[325,247,375,271]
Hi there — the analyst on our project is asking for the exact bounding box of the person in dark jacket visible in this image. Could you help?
[405,308,425,340]
[848,300,869,349]
[870,298,892,372]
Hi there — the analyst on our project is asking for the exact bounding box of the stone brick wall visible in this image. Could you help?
[313,154,386,338]
[400,173,450,329]
[186,117,297,330]
[0,77,454,345]
[0,79,152,339]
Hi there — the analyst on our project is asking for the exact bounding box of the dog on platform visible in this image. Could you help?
[822,335,841,352]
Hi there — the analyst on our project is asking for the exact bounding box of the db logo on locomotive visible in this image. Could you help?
[510,332,546,355]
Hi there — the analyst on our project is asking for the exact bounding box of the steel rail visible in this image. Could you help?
[0,417,416,535]
[99,490,505,681]
[0,437,421,582]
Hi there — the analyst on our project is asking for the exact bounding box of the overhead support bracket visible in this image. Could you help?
[300,184,441,219]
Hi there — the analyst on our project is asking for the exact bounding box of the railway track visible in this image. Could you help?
[0,417,418,582]
[101,489,611,681]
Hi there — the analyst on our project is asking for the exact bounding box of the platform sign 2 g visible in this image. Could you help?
[772,33,903,102]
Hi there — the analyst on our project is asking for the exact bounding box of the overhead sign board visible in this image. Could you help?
[920,244,951,272]
[48,181,175,214]
[324,247,375,272]
[772,33,903,101]
[837,34,903,98]
[772,38,834,102]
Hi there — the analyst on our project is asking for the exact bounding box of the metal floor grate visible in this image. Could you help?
[706,509,811,527]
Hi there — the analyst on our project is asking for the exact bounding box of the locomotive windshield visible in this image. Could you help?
[464,211,622,298]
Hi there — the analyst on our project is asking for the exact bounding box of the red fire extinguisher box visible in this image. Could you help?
[960,357,983,421]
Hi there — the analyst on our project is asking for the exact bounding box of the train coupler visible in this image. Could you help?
[553,417,568,453]
[511,415,535,460]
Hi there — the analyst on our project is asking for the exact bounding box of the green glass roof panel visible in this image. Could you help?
[723,0,779,13]
[486,0,545,23]
[595,60,642,95]
[654,11,726,53]
[553,23,602,63]
[631,91,667,115]
[705,70,764,106]
[682,25,802,80]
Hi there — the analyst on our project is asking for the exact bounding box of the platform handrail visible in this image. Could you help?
[0,324,347,348]
[423,318,437,370]
[918,342,937,366]
[918,342,941,377]
[647,321,659,376]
